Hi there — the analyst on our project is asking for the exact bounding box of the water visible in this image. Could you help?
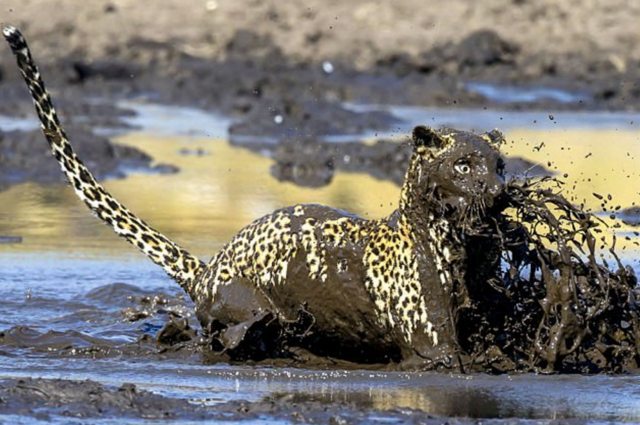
[346,103,640,133]
[464,82,590,104]
[0,114,38,132]
[2,101,640,422]
[117,101,233,139]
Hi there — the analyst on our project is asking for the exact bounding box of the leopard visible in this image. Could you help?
[3,26,505,368]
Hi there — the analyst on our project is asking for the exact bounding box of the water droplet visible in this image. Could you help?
[322,61,334,74]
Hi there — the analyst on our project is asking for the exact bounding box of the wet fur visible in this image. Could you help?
[4,26,505,367]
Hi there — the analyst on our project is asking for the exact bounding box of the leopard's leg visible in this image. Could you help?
[2,26,204,297]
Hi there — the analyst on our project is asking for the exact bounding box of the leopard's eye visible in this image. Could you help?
[454,161,471,174]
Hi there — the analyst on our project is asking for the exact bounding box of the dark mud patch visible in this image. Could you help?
[0,125,177,192]
[0,377,535,424]
[228,97,400,142]
[0,378,214,421]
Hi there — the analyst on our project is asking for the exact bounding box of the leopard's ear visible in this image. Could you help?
[482,129,505,147]
[412,126,448,153]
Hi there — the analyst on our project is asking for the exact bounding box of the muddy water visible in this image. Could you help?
[2,104,640,422]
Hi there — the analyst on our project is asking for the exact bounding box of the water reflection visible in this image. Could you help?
[1,122,639,261]
[0,134,399,259]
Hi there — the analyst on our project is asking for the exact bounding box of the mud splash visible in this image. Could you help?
[459,178,639,373]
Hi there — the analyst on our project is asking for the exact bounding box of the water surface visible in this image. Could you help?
[2,104,640,423]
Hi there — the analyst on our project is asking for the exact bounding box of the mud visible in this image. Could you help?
[0,282,202,361]
[458,180,640,373]
[242,135,549,188]
[0,377,534,424]
[2,1,640,188]
[0,378,213,420]
[0,126,178,191]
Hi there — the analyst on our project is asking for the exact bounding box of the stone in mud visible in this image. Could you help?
[156,315,197,346]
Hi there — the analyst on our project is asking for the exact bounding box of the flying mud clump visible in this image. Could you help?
[456,177,639,373]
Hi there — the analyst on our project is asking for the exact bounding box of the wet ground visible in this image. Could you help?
[2,2,640,421]
[3,1,640,191]
[2,100,640,422]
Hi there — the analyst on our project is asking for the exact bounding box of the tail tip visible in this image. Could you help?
[2,25,22,46]
[2,25,18,38]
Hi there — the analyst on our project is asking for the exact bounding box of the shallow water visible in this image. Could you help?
[2,103,640,422]
[464,82,591,104]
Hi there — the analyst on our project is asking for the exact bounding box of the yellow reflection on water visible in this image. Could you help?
[504,129,640,256]
[505,129,640,210]
[0,134,399,259]
[1,128,639,261]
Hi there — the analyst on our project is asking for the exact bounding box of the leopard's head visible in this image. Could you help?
[399,125,505,226]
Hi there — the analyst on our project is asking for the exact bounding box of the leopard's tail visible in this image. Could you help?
[2,25,204,296]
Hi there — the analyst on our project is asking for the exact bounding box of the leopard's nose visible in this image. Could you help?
[478,177,503,197]
[488,173,505,196]
[488,181,503,197]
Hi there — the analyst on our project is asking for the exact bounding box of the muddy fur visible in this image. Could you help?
[4,26,507,369]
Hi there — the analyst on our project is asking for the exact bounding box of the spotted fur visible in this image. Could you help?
[4,26,505,363]
[196,207,437,344]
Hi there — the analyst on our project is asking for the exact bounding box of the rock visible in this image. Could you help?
[455,29,519,68]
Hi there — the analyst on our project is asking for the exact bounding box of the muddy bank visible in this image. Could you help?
[0,376,603,423]
[2,0,640,111]
[1,1,640,188]
[0,378,215,420]
[0,126,178,192]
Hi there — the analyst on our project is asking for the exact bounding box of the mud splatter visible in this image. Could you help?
[458,178,639,373]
